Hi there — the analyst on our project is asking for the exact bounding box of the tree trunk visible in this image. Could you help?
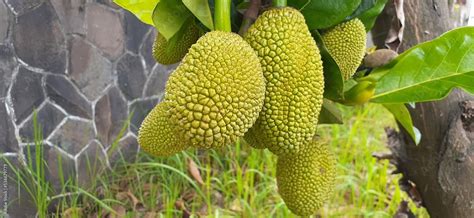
[373,0,474,217]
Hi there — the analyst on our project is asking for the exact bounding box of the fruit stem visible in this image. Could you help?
[272,0,287,7]
[215,0,232,32]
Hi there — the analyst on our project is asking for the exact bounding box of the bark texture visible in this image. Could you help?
[373,0,474,217]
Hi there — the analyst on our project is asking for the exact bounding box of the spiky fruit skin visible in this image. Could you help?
[243,7,324,155]
[243,127,267,149]
[322,18,366,80]
[165,31,265,149]
[277,141,336,216]
[152,23,200,65]
[138,102,188,157]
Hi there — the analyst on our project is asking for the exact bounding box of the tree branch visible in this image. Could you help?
[238,0,261,36]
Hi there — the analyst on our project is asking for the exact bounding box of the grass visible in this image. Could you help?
[2,112,52,217]
[2,103,429,217]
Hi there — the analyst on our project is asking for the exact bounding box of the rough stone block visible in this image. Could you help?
[76,140,108,187]
[69,35,113,101]
[10,67,44,124]
[94,87,128,146]
[50,0,86,34]
[4,0,44,15]
[45,75,92,119]
[144,64,177,97]
[129,98,159,134]
[13,2,66,74]
[107,134,138,167]
[117,53,146,100]
[124,10,151,54]
[19,103,66,143]
[0,100,18,152]
[141,29,157,73]
[0,0,10,42]
[85,3,124,59]
[0,45,16,98]
[48,118,95,155]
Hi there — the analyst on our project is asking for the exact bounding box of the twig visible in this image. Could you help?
[372,152,394,160]
[238,0,261,36]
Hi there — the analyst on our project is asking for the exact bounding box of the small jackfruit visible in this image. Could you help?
[277,140,336,216]
[152,22,200,65]
[165,31,265,149]
[342,80,376,106]
[243,7,324,155]
[138,102,188,157]
[322,19,366,80]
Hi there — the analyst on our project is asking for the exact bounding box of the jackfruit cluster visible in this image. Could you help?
[322,18,366,80]
[138,102,188,156]
[139,6,339,216]
[276,140,336,216]
[152,22,200,65]
[165,31,265,149]
[243,7,325,155]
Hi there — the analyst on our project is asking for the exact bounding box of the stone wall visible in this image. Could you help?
[0,0,171,216]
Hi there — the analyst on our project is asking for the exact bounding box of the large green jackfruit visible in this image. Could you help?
[277,140,336,216]
[243,7,324,155]
[138,102,188,157]
[322,19,366,80]
[165,31,265,149]
[152,22,200,65]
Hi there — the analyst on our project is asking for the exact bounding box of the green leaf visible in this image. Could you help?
[348,0,388,31]
[382,103,421,145]
[288,0,361,29]
[371,27,474,103]
[312,30,345,101]
[162,18,194,55]
[357,0,388,31]
[114,0,160,26]
[359,68,389,83]
[183,0,214,30]
[318,99,343,124]
[152,0,192,40]
[347,0,376,19]
[343,79,358,92]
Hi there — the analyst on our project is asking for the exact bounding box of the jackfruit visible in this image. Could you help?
[138,102,188,157]
[243,7,324,154]
[243,126,267,149]
[165,31,265,149]
[152,22,200,65]
[277,140,336,216]
[342,80,376,106]
[322,19,366,80]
